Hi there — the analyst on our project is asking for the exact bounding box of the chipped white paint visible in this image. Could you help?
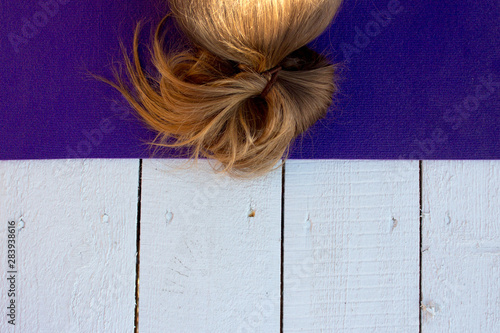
[282,160,420,332]
[165,210,174,224]
[421,161,500,332]
[0,160,139,333]
[16,218,25,231]
[138,159,282,332]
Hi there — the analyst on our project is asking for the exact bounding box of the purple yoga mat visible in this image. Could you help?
[1,0,499,160]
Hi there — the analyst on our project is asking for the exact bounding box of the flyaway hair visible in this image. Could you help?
[102,0,343,177]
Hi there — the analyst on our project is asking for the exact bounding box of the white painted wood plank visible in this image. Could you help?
[138,159,282,332]
[421,161,500,332]
[0,160,139,333]
[283,160,420,332]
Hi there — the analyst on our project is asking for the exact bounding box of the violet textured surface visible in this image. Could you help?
[1,0,499,160]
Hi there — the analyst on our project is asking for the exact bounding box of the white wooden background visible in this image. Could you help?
[0,159,498,332]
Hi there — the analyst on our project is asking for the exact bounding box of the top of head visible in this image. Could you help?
[169,0,343,72]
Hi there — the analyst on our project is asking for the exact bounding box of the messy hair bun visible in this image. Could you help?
[105,0,343,177]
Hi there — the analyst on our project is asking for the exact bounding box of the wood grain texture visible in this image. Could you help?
[138,159,282,332]
[421,161,500,332]
[283,160,420,332]
[0,160,139,333]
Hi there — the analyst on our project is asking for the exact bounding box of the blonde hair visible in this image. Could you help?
[103,0,343,177]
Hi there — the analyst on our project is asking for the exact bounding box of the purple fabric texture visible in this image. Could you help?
[1,0,499,160]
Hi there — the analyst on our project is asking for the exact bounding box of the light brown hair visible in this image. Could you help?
[102,0,343,177]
